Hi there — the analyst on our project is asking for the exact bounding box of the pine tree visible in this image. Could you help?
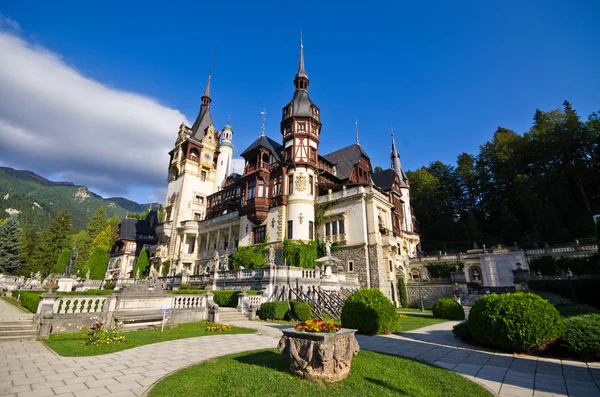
[30,209,73,276]
[133,249,150,278]
[92,225,113,251]
[86,245,109,280]
[74,205,107,273]
[19,226,38,276]
[0,217,23,274]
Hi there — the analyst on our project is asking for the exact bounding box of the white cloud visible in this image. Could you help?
[0,28,188,201]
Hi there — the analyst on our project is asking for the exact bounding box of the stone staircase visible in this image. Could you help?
[0,320,37,342]
[218,307,249,323]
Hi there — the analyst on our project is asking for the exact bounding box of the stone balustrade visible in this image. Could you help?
[172,294,205,309]
[52,296,107,314]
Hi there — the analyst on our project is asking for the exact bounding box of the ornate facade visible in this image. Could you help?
[152,39,420,304]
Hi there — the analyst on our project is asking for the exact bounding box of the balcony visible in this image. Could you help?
[324,234,346,245]
[241,197,270,224]
[156,222,173,241]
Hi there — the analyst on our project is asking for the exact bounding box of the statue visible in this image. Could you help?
[85,269,90,280]
[325,241,332,258]
[213,251,220,271]
[575,239,579,246]
[472,269,480,282]
[149,266,159,286]
[65,247,76,277]
[222,255,229,270]
[268,245,275,266]
[473,242,479,250]
[33,271,42,280]
[135,267,140,279]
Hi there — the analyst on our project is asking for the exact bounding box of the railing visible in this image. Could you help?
[302,269,317,279]
[172,295,205,309]
[54,296,106,314]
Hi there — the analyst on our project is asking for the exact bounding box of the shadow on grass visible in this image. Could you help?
[364,377,408,395]
[233,350,291,373]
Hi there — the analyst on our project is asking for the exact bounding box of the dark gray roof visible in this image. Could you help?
[284,90,315,118]
[118,210,158,242]
[296,43,308,80]
[322,144,370,179]
[372,169,397,191]
[190,104,213,140]
[240,135,283,161]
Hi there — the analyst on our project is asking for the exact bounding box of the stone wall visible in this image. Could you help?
[333,245,368,287]
[406,282,454,309]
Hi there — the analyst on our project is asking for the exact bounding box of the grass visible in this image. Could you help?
[1,296,33,313]
[398,308,433,314]
[44,321,257,357]
[148,349,492,397]
[395,314,449,333]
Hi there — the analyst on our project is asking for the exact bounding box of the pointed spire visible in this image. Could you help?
[355,119,360,145]
[391,126,406,182]
[260,108,267,137]
[294,30,309,90]
[191,56,214,137]
[201,51,214,105]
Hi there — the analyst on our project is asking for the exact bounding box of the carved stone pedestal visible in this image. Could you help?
[277,328,359,382]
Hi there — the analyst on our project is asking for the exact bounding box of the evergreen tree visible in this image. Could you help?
[92,225,113,251]
[53,248,72,275]
[133,249,150,277]
[75,205,107,273]
[19,226,38,276]
[0,217,23,274]
[86,245,109,280]
[30,209,72,276]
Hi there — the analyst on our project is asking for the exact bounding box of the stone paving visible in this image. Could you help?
[356,321,600,397]
[0,298,33,322]
[1,298,599,397]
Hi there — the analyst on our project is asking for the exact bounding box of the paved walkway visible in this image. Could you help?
[0,297,33,322]
[356,321,600,397]
[1,297,599,397]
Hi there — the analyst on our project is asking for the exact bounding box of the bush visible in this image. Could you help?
[468,292,565,353]
[397,277,408,308]
[452,321,473,342]
[432,297,465,320]
[341,289,398,335]
[562,314,600,361]
[15,291,42,313]
[288,300,313,322]
[425,262,465,279]
[528,279,600,309]
[258,301,289,320]
[167,289,206,295]
[213,290,239,307]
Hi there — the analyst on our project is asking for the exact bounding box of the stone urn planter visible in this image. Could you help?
[277,328,360,382]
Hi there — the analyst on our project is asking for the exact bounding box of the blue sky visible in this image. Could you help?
[0,1,599,203]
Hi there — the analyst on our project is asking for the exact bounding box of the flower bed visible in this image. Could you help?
[294,319,341,333]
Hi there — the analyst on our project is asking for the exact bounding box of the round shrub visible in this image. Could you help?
[213,290,239,307]
[341,289,398,335]
[468,292,565,353]
[452,321,473,342]
[563,314,600,361]
[289,300,313,322]
[432,297,465,320]
[258,301,289,320]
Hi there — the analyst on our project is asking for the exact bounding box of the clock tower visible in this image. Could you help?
[281,35,321,241]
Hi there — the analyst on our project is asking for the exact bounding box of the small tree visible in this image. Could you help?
[86,245,109,280]
[397,277,409,308]
[133,249,150,277]
[53,248,72,275]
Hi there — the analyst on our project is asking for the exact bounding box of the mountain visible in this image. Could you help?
[0,167,154,231]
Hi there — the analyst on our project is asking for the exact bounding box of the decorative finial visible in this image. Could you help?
[228,113,231,124]
[355,119,359,145]
[391,125,394,138]
[260,108,267,136]
[300,29,303,48]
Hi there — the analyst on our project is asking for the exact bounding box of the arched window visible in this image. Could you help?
[190,148,199,160]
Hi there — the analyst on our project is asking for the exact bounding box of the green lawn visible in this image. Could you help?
[398,308,433,314]
[395,314,449,333]
[149,349,491,397]
[1,296,33,313]
[44,321,257,357]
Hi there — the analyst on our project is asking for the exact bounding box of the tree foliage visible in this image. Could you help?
[87,245,109,280]
[408,102,600,252]
[74,205,107,275]
[53,248,72,275]
[29,209,72,276]
[0,216,23,274]
[133,249,150,277]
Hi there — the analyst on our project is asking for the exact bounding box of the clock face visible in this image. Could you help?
[203,152,212,161]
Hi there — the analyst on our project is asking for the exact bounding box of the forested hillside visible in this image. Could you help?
[407,102,599,252]
[0,167,149,231]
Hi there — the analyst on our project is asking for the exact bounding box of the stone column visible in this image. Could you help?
[37,293,57,340]
[237,289,247,313]
[216,230,221,251]
[227,226,232,251]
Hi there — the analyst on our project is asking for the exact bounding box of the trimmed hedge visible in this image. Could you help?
[288,300,313,322]
[452,321,473,342]
[167,289,206,295]
[341,289,398,335]
[15,291,42,313]
[562,314,600,361]
[398,277,408,308]
[213,290,239,307]
[468,292,565,353]
[432,297,465,320]
[258,301,289,320]
[528,279,600,309]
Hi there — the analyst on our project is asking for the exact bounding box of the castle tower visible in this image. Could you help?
[391,131,413,232]
[214,122,234,192]
[280,34,322,241]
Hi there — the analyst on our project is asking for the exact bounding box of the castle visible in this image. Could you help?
[150,38,420,304]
